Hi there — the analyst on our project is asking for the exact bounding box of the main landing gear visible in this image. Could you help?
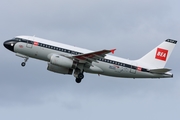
[75,73,84,83]
[21,57,29,67]
[74,68,84,83]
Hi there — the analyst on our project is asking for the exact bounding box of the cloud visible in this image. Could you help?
[0,0,180,120]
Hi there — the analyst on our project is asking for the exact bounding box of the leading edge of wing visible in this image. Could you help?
[73,49,116,62]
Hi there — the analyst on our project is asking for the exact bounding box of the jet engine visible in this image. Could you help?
[47,63,73,74]
[50,55,76,68]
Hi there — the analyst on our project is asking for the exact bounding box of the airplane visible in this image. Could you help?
[3,36,177,83]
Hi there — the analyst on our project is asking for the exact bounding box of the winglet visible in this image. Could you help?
[110,49,116,54]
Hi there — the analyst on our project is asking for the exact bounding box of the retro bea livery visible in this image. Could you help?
[3,36,177,83]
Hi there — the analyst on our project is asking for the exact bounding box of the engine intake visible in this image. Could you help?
[50,55,76,68]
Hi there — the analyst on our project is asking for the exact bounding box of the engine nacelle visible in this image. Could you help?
[50,55,75,68]
[47,63,73,75]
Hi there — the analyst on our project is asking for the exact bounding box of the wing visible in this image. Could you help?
[73,49,116,63]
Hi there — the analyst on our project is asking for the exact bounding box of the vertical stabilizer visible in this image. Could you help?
[137,39,177,68]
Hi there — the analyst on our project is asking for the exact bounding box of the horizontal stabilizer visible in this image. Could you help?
[148,68,171,74]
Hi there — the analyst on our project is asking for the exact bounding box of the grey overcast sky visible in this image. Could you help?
[0,0,180,120]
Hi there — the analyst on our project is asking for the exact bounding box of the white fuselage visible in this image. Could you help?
[9,36,172,79]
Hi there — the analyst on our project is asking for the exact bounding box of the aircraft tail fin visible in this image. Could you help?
[137,39,177,68]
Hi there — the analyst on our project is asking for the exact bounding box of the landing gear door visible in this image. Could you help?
[26,40,33,48]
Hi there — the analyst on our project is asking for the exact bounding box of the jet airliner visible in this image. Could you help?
[3,36,177,83]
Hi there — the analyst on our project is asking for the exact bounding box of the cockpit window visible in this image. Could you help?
[15,38,22,41]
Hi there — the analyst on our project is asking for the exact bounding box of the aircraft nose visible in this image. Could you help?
[3,40,15,52]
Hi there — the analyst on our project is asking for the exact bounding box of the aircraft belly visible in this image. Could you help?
[93,62,167,78]
[92,62,130,77]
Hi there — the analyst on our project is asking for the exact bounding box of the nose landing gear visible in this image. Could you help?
[21,57,29,67]
[21,62,26,67]
[16,53,29,67]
